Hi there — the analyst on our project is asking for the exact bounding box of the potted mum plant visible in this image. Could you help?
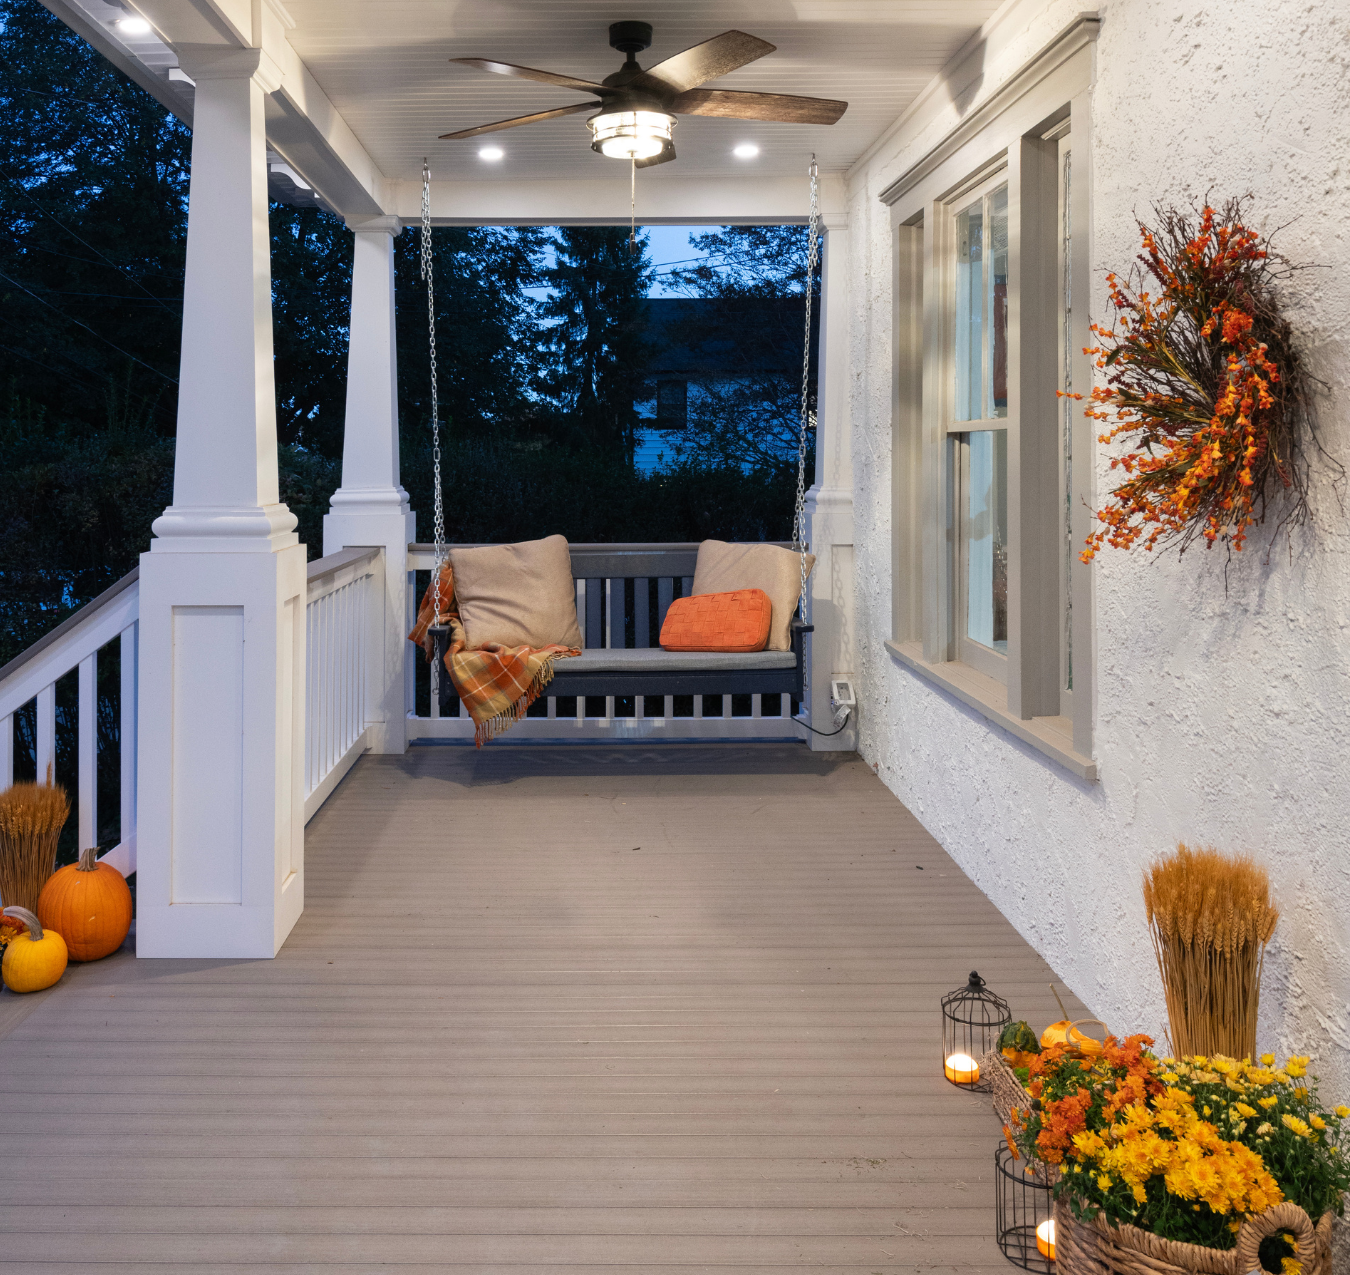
[1007,1037,1349,1274]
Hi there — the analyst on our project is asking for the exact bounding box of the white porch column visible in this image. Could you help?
[323,216,415,754]
[136,47,306,958]
[803,216,857,753]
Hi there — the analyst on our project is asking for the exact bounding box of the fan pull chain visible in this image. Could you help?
[628,157,637,252]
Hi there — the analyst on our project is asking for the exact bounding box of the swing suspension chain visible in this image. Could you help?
[421,159,445,622]
[795,155,820,616]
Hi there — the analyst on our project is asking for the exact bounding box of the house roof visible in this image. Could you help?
[644,297,803,378]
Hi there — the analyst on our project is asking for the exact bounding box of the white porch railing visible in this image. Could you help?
[303,546,381,822]
[0,570,139,876]
[405,544,803,742]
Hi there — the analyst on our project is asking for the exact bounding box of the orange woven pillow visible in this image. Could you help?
[659,589,772,653]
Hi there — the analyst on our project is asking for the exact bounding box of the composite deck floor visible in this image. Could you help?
[0,743,1087,1272]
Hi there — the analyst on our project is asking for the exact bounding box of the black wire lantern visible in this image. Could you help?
[940,970,1010,1092]
[995,1143,1055,1269]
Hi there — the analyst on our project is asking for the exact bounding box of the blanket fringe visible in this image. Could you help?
[474,655,559,747]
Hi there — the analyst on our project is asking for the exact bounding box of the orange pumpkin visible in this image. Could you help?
[37,847,132,962]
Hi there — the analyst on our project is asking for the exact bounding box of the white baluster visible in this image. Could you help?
[1,712,12,789]
[36,683,55,785]
[120,623,137,860]
[78,652,97,850]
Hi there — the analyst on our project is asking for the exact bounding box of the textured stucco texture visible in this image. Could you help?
[847,0,1350,1097]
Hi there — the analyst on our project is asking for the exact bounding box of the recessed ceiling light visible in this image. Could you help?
[733,143,760,159]
[115,15,152,35]
[478,146,505,161]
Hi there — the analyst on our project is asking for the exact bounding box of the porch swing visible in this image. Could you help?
[425,158,820,716]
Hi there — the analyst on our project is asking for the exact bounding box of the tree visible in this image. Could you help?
[538,227,652,460]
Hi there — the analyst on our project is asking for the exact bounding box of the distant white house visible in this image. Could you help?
[632,297,802,473]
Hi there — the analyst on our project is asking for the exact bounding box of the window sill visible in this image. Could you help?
[884,639,1097,782]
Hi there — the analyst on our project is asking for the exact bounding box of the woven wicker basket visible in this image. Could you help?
[1054,1197,1335,1275]
[982,1047,1035,1131]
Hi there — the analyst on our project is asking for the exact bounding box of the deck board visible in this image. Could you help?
[0,743,1087,1272]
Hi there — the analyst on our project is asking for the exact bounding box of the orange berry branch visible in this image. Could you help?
[1075,199,1318,563]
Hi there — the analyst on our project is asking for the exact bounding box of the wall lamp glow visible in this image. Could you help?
[116,16,152,35]
[733,143,760,159]
[478,146,505,161]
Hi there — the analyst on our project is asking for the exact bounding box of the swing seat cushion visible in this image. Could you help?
[449,535,584,651]
[692,541,816,651]
[659,589,772,653]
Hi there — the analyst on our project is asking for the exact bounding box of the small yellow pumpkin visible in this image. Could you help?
[1,906,67,993]
[38,846,132,961]
[1041,1018,1107,1055]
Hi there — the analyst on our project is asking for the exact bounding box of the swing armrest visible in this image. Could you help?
[790,618,812,702]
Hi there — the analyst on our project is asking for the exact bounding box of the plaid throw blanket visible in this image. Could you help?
[408,563,580,746]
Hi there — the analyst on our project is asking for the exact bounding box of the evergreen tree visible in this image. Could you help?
[539,227,652,460]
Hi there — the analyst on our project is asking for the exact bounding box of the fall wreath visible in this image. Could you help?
[1077,199,1328,561]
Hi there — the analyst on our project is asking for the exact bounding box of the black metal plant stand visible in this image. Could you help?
[995,1144,1055,1271]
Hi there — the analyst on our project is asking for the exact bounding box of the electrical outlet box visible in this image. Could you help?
[830,676,856,708]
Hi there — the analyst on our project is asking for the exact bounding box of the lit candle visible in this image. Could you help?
[1036,1218,1056,1260]
[944,1052,980,1084]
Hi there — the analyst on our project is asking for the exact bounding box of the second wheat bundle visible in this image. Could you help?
[1143,843,1278,1061]
[0,774,70,914]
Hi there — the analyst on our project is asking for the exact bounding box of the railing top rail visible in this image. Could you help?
[0,566,139,693]
[408,542,793,556]
[307,546,381,592]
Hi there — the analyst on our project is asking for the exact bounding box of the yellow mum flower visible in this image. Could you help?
[1282,1258,1302,1275]
[1261,1054,1275,1066]
[1234,1103,1257,1119]
[1257,1122,1274,1136]
[1335,1106,1349,1119]
[1293,1087,1310,1103]
[1282,1114,1312,1137]
[1259,1096,1279,1109]
[1310,1115,1327,1131]
[1097,1172,1113,1191]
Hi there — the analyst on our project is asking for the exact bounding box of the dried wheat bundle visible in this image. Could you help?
[1143,843,1278,1061]
[0,774,70,914]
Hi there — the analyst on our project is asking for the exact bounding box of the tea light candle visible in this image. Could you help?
[1036,1218,1056,1260]
[944,1052,979,1084]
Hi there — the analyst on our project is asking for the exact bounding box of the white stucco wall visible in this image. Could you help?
[848,0,1350,1094]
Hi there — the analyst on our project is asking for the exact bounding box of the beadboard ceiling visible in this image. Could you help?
[278,0,1005,184]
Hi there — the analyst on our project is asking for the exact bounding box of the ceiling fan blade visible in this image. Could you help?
[450,58,605,95]
[438,102,596,140]
[635,144,676,169]
[630,30,775,95]
[670,88,847,125]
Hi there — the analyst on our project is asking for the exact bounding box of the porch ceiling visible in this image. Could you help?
[263,0,1003,184]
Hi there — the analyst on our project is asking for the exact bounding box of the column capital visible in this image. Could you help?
[345,215,403,237]
[175,45,284,93]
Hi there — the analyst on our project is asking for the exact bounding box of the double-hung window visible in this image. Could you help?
[883,16,1098,779]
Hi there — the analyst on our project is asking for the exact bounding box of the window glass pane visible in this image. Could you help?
[966,429,1008,652]
[988,184,1009,419]
[1060,152,1073,690]
[953,199,983,421]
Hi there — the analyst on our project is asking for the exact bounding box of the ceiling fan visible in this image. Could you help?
[439,22,847,167]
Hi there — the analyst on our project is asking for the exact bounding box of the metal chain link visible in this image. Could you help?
[421,160,444,624]
[795,155,820,617]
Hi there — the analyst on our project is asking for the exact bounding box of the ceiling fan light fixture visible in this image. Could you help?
[588,109,675,161]
[733,143,760,159]
[478,146,505,161]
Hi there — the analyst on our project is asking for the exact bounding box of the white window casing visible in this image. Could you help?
[882,14,1100,781]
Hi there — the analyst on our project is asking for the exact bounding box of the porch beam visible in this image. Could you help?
[386,174,848,228]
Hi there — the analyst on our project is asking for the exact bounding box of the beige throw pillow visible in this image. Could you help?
[691,541,815,652]
[449,535,583,651]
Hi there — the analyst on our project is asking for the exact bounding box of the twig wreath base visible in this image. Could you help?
[1076,199,1322,562]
